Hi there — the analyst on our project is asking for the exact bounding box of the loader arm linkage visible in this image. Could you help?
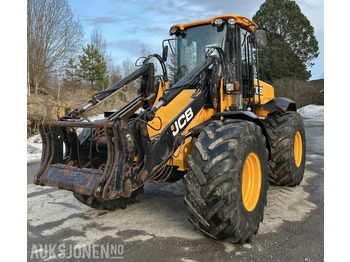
[34,56,216,200]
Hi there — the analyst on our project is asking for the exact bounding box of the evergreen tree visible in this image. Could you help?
[63,58,82,88]
[253,0,319,81]
[79,44,108,89]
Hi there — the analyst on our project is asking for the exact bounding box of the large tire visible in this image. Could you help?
[184,119,269,243]
[73,186,144,211]
[265,111,306,186]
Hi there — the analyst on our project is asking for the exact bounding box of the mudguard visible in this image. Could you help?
[261,97,296,113]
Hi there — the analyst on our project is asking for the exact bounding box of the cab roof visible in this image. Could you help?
[170,14,257,33]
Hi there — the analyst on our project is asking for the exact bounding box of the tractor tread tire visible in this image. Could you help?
[265,111,306,186]
[184,119,269,243]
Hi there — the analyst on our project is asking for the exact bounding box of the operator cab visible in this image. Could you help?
[169,15,267,110]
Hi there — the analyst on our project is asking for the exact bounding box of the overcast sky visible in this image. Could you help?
[68,0,324,80]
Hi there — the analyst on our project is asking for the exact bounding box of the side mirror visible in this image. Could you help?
[162,45,168,62]
[254,29,267,49]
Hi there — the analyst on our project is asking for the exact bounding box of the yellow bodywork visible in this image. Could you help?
[148,84,215,170]
[148,79,274,170]
[170,14,258,32]
[253,78,275,117]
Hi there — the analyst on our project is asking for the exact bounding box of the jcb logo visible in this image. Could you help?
[171,107,194,136]
[254,85,263,95]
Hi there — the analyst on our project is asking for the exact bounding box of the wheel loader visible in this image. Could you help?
[33,14,306,243]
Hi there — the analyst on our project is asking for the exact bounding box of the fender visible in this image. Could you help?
[261,97,296,113]
[211,111,272,160]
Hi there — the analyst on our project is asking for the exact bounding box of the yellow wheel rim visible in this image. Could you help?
[294,131,302,167]
[242,153,262,212]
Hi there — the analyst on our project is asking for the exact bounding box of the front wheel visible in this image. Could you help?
[184,120,269,243]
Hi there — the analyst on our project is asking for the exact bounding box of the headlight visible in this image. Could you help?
[226,82,234,92]
[228,18,236,25]
[213,18,225,26]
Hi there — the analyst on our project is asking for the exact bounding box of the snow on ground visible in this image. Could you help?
[27,105,324,163]
[27,114,104,164]
[297,104,324,119]
[27,134,43,163]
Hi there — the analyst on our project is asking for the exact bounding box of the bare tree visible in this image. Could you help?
[140,43,148,58]
[106,56,122,86]
[121,58,137,91]
[90,25,107,58]
[90,25,117,88]
[121,58,136,77]
[27,0,84,94]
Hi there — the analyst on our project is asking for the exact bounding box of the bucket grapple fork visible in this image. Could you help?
[33,117,138,199]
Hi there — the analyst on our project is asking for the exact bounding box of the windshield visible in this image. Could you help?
[174,24,228,83]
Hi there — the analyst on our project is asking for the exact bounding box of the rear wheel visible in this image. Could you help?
[265,111,306,186]
[184,119,269,243]
[73,186,144,211]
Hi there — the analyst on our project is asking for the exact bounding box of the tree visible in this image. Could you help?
[63,58,82,89]
[79,44,109,90]
[108,61,122,86]
[121,58,137,91]
[27,0,84,94]
[90,25,107,59]
[253,0,319,81]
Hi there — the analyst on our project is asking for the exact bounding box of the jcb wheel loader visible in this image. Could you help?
[33,14,306,243]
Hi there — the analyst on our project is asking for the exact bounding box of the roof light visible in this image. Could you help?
[228,18,236,25]
[213,18,225,26]
[169,27,178,36]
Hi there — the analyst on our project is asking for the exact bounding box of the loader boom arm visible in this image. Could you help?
[67,63,155,120]
[34,55,218,201]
